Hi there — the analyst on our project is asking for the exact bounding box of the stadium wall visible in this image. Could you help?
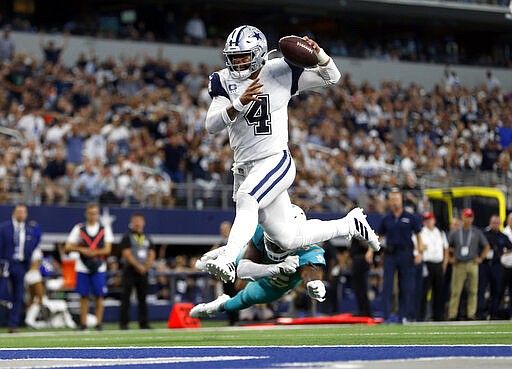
[12,31,512,91]
[0,205,383,247]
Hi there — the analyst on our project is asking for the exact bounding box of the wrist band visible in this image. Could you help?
[232,97,244,112]
[317,48,330,65]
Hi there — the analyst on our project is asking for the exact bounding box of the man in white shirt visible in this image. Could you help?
[499,212,512,318]
[65,203,113,330]
[502,212,512,243]
[419,211,448,321]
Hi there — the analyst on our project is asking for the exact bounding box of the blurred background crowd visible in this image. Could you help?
[0,0,511,67]
[0,41,511,213]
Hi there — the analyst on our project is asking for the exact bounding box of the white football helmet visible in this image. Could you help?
[223,25,268,80]
[264,204,307,262]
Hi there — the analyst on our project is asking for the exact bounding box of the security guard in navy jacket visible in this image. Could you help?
[479,215,512,319]
[377,189,423,322]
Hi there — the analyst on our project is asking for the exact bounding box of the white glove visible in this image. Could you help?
[307,280,326,302]
[195,247,224,271]
[277,255,299,275]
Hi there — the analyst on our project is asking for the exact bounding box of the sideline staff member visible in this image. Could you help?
[65,203,113,331]
[447,208,490,320]
[419,211,449,321]
[119,213,155,330]
[0,204,42,333]
[377,189,423,322]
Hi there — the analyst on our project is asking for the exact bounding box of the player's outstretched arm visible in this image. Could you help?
[301,264,326,302]
[237,241,299,281]
[297,37,341,91]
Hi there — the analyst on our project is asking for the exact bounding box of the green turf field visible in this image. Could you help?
[0,321,511,348]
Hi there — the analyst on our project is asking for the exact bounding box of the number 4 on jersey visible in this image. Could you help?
[244,94,271,135]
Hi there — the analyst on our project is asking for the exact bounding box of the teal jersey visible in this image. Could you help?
[238,225,326,292]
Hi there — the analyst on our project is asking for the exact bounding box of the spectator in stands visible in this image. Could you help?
[65,122,86,165]
[419,211,449,321]
[141,170,173,208]
[116,167,142,206]
[485,70,501,92]
[101,114,131,155]
[378,188,423,323]
[154,261,170,300]
[39,32,69,65]
[97,166,121,205]
[65,203,113,331]
[0,25,14,62]
[401,173,421,212]
[447,208,490,320]
[16,109,45,143]
[0,204,42,333]
[119,213,156,330]
[84,124,107,163]
[69,161,102,203]
[184,12,207,45]
[478,214,512,319]
[19,164,42,206]
[42,147,68,204]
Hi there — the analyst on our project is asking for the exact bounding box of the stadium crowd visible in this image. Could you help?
[2,0,512,68]
[0,45,511,213]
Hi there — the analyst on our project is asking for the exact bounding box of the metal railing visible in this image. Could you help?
[420,170,512,208]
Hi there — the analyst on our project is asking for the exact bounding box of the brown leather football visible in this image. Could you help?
[278,36,319,67]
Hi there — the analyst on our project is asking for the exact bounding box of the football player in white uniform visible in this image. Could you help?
[201,25,380,283]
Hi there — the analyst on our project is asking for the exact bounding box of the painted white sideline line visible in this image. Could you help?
[0,356,268,369]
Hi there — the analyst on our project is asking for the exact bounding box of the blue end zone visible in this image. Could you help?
[0,346,511,369]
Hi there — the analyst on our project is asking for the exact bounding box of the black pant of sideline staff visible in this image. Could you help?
[351,255,372,317]
[120,268,149,329]
[420,261,445,321]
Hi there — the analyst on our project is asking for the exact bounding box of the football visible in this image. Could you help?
[278,35,319,68]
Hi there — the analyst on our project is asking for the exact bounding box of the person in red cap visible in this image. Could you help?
[419,211,449,321]
[447,208,490,320]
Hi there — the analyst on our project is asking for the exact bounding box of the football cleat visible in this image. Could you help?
[189,294,231,318]
[195,247,224,271]
[346,207,380,251]
[205,255,237,283]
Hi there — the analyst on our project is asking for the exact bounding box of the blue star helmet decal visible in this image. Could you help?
[252,32,262,40]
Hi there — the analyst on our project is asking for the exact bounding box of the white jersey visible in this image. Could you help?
[503,225,512,243]
[206,57,341,163]
[420,226,448,263]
